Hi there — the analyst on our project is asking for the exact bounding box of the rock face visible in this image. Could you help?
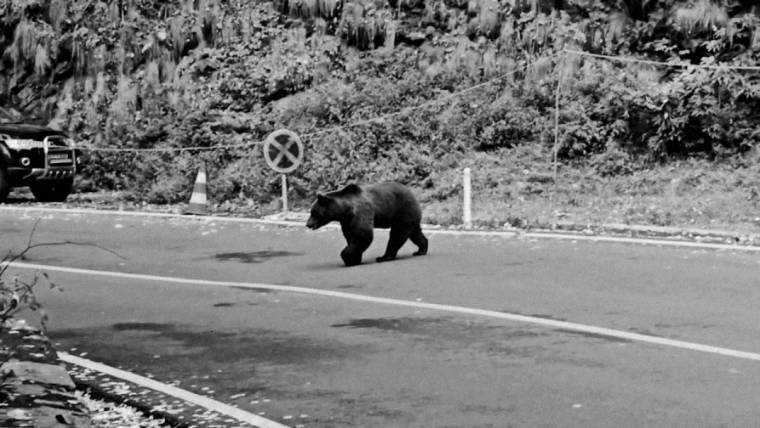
[0,319,93,427]
[0,107,23,122]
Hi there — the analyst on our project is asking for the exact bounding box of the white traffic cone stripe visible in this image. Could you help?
[186,168,208,213]
[189,179,207,204]
[189,191,206,204]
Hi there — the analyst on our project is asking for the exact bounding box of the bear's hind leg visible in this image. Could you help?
[410,225,428,256]
[377,226,410,262]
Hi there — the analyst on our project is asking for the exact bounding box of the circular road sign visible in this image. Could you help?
[263,129,304,174]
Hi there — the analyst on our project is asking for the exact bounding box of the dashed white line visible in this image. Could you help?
[7,261,760,362]
[59,352,289,428]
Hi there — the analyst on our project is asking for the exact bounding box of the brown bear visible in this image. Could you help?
[306,182,428,266]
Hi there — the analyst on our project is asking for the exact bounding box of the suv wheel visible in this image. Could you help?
[30,178,73,202]
[0,167,9,203]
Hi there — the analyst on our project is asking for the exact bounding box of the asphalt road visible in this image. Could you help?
[2,208,760,427]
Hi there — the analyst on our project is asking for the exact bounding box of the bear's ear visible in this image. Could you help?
[317,192,330,204]
[341,184,361,195]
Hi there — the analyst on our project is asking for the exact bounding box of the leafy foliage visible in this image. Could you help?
[0,0,759,209]
[0,256,53,331]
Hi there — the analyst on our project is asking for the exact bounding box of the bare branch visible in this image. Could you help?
[12,241,127,261]
[0,218,43,278]
[1,219,128,331]
[26,218,42,250]
[0,218,127,278]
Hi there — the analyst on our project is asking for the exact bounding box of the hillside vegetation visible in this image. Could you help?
[2,0,760,229]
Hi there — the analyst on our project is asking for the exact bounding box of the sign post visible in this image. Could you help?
[281,173,289,214]
[263,129,304,215]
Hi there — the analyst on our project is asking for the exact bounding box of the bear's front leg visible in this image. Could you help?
[339,220,373,267]
[340,245,363,266]
[341,238,371,266]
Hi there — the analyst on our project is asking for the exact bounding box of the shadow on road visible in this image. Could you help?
[303,253,421,271]
[214,250,304,263]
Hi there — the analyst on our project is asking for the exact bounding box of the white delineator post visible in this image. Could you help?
[281,174,288,215]
[463,167,472,229]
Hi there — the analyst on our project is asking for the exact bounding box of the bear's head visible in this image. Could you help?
[306,185,361,229]
[306,193,335,229]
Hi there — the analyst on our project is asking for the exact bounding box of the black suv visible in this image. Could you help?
[0,123,80,203]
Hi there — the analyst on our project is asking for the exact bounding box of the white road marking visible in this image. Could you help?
[2,205,758,252]
[59,352,288,428]
[0,206,298,227]
[7,261,760,362]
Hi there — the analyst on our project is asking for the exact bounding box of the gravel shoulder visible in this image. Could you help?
[0,319,169,427]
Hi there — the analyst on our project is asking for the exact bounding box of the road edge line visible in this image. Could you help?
[58,352,289,428]
[3,205,760,252]
[9,261,760,363]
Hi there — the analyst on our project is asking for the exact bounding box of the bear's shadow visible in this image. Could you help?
[214,250,304,263]
[304,253,420,271]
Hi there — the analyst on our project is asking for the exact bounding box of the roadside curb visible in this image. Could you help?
[265,212,760,247]
[0,319,190,427]
[0,315,283,428]
[4,204,760,249]
[70,377,188,427]
[543,221,760,246]
[0,318,93,427]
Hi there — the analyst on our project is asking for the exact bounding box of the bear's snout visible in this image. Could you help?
[306,217,319,229]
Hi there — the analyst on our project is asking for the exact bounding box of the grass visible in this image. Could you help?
[419,146,760,233]
[9,145,760,235]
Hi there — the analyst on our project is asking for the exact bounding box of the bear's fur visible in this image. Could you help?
[306,182,428,266]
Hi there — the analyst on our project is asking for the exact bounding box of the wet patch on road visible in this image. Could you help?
[528,313,567,321]
[50,323,363,424]
[211,300,263,308]
[459,403,517,415]
[50,323,357,375]
[498,309,567,322]
[331,317,547,357]
[154,326,348,365]
[627,327,665,337]
[332,317,446,331]
[336,284,362,289]
[332,317,543,339]
[539,354,608,368]
[229,286,275,293]
[214,250,303,263]
[654,321,715,329]
[554,328,633,343]
[111,322,175,332]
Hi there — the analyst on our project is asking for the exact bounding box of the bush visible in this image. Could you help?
[3,0,760,213]
[590,146,633,177]
[556,53,760,160]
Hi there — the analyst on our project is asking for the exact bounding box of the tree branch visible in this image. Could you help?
[0,219,127,278]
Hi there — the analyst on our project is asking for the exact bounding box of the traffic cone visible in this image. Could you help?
[185,166,208,215]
